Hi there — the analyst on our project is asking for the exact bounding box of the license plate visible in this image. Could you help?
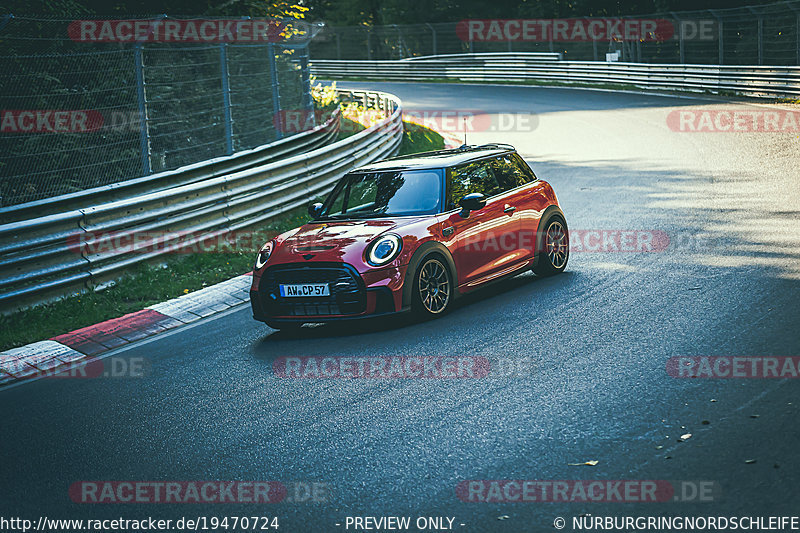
[279,283,330,298]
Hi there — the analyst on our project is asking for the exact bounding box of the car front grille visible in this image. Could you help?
[259,263,366,317]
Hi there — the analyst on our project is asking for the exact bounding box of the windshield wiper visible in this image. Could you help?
[316,211,389,221]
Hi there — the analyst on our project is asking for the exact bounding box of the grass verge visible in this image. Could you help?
[397,121,446,155]
[0,119,444,351]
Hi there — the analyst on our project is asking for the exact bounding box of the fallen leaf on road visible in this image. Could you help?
[568,460,599,466]
[745,459,757,464]
[679,433,692,441]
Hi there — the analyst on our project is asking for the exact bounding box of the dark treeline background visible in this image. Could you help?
[0,0,776,24]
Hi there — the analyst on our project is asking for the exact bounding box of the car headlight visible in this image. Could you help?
[367,234,402,266]
[254,241,274,270]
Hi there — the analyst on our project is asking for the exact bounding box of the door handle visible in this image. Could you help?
[442,226,455,237]
[503,205,516,213]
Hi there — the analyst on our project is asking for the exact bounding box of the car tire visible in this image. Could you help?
[532,215,569,276]
[411,255,453,318]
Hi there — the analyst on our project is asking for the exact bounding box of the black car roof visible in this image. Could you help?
[351,144,516,173]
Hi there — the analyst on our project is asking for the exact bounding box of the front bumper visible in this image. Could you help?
[250,261,407,324]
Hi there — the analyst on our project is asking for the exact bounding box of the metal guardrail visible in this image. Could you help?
[0,90,403,312]
[0,110,341,225]
[402,52,563,62]
[311,54,800,98]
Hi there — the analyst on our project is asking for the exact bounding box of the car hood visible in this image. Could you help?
[275,218,423,262]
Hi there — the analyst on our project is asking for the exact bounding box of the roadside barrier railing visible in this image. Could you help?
[311,54,800,98]
[0,90,403,312]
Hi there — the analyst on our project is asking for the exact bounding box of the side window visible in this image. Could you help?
[512,153,537,182]
[492,154,537,189]
[447,161,502,210]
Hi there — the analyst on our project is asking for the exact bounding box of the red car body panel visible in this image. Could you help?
[250,147,564,325]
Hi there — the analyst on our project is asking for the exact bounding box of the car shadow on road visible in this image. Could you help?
[251,269,573,349]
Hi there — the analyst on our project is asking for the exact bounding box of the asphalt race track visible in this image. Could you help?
[2,82,799,531]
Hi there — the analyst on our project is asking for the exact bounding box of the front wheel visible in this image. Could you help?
[412,256,453,318]
[532,217,569,276]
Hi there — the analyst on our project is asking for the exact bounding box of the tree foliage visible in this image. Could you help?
[303,0,773,26]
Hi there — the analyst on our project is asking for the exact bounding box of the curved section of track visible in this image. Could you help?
[2,82,799,529]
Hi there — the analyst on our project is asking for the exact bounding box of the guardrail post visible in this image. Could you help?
[0,14,13,32]
[670,12,685,63]
[591,22,599,61]
[790,3,800,65]
[623,16,634,62]
[134,44,152,175]
[335,31,341,60]
[367,29,372,60]
[425,23,437,55]
[219,43,234,155]
[785,0,800,65]
[267,42,282,140]
[300,46,313,119]
[391,24,403,58]
[707,10,723,65]
[746,8,763,65]
[132,15,165,176]
[635,34,641,63]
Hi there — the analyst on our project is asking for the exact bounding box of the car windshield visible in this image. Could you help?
[317,169,442,219]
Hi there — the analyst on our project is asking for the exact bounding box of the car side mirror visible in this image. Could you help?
[458,193,487,218]
[308,202,324,219]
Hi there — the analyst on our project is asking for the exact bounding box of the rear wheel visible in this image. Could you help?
[533,217,569,276]
[412,256,452,317]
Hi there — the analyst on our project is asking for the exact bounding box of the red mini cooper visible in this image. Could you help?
[250,144,568,330]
